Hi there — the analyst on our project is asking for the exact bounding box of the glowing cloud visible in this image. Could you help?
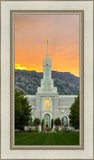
[15,14,79,77]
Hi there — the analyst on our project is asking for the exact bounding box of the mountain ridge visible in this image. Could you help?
[15,69,79,95]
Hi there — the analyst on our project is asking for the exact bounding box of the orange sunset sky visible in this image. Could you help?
[15,14,79,77]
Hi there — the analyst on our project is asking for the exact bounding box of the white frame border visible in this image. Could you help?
[1,1,93,159]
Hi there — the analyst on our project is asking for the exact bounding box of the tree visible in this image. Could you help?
[69,93,79,129]
[15,89,32,130]
[54,118,61,126]
[33,118,41,126]
[42,119,44,128]
[51,119,54,128]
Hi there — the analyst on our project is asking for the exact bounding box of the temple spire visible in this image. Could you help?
[46,37,49,58]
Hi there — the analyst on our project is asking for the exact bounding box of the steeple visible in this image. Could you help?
[36,37,58,94]
[46,37,49,58]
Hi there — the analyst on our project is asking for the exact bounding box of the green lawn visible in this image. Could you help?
[15,131,79,145]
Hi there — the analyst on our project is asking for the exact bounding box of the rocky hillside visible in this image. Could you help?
[15,69,79,95]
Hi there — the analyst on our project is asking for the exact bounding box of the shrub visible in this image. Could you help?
[46,127,51,131]
[51,119,54,128]
[28,128,32,132]
[41,127,44,131]
[35,127,38,132]
[54,118,61,126]
[55,127,59,132]
[42,119,44,128]
[33,118,41,126]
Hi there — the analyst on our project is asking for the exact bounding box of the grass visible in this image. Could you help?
[15,131,79,145]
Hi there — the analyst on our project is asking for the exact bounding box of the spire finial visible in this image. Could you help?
[47,37,48,43]
[46,37,49,58]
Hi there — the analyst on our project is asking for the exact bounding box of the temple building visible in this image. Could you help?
[26,38,77,127]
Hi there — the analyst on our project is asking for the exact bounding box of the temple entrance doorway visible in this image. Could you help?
[44,114,50,128]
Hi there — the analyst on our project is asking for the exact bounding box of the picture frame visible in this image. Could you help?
[0,0,94,160]
[10,10,84,150]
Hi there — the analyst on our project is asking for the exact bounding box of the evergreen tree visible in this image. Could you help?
[69,93,79,129]
[15,89,32,130]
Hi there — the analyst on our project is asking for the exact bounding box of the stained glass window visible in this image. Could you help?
[44,98,50,110]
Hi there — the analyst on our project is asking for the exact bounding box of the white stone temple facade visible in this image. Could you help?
[26,39,77,127]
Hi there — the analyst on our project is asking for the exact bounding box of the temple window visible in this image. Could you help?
[44,98,50,111]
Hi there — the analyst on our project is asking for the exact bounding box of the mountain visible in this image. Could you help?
[15,69,79,95]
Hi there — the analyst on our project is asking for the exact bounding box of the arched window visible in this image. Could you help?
[62,116,68,126]
[44,98,50,111]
